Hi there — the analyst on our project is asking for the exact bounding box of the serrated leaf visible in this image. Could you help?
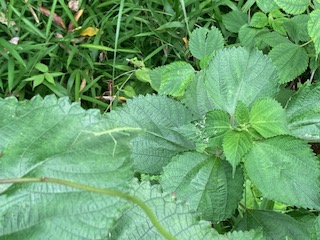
[274,0,309,14]
[205,47,279,114]
[222,10,248,33]
[110,181,221,239]
[270,17,289,35]
[224,229,264,240]
[286,82,320,141]
[0,95,139,239]
[223,131,253,176]
[189,27,224,61]
[308,10,320,57]
[268,42,309,83]
[250,12,268,28]
[250,98,290,138]
[181,72,216,118]
[257,31,291,47]
[256,0,278,13]
[161,152,244,223]
[235,101,250,125]
[204,109,231,148]
[284,14,310,42]
[107,94,195,174]
[149,62,194,97]
[158,62,195,97]
[244,136,320,210]
[239,24,269,48]
[237,209,309,239]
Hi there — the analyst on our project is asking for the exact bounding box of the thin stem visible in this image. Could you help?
[0,177,176,240]
[260,198,274,210]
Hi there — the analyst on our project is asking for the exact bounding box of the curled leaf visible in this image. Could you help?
[68,9,84,31]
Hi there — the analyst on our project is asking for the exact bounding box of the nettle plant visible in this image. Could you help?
[1,29,320,239]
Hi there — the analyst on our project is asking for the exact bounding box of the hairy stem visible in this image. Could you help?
[0,177,176,240]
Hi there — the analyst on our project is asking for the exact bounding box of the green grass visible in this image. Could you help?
[0,0,249,110]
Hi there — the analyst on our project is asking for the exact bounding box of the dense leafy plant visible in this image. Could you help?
[2,23,320,238]
[2,1,320,239]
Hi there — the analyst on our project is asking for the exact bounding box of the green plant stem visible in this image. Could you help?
[0,177,177,240]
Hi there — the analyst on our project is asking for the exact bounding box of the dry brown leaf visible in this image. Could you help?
[39,6,66,30]
[68,9,84,31]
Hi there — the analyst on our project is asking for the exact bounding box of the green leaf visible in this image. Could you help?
[244,136,320,210]
[250,12,268,28]
[235,101,250,125]
[158,62,195,97]
[223,131,253,176]
[274,0,309,14]
[204,47,279,114]
[284,14,310,42]
[135,68,151,83]
[189,27,224,61]
[35,63,49,73]
[256,0,278,13]
[268,42,309,83]
[107,94,195,174]
[222,10,248,33]
[308,10,320,57]
[257,31,291,47]
[204,109,231,148]
[0,38,26,68]
[270,17,289,35]
[110,181,221,239]
[224,229,264,240]
[237,209,309,239]
[0,95,139,239]
[285,82,320,141]
[249,98,290,138]
[181,72,216,118]
[33,74,45,88]
[156,21,184,30]
[239,24,269,48]
[161,152,244,223]
[149,62,195,97]
[44,72,55,85]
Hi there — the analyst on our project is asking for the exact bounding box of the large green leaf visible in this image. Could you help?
[268,42,309,83]
[204,47,279,114]
[245,136,320,210]
[0,95,139,239]
[149,62,195,97]
[110,181,221,239]
[239,24,269,48]
[189,27,224,61]
[161,152,244,223]
[256,0,278,13]
[204,109,231,148]
[223,131,253,176]
[107,94,195,174]
[249,98,290,138]
[308,10,320,58]
[181,72,216,118]
[284,14,310,42]
[222,10,248,33]
[285,82,320,141]
[237,209,309,239]
[274,0,309,14]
